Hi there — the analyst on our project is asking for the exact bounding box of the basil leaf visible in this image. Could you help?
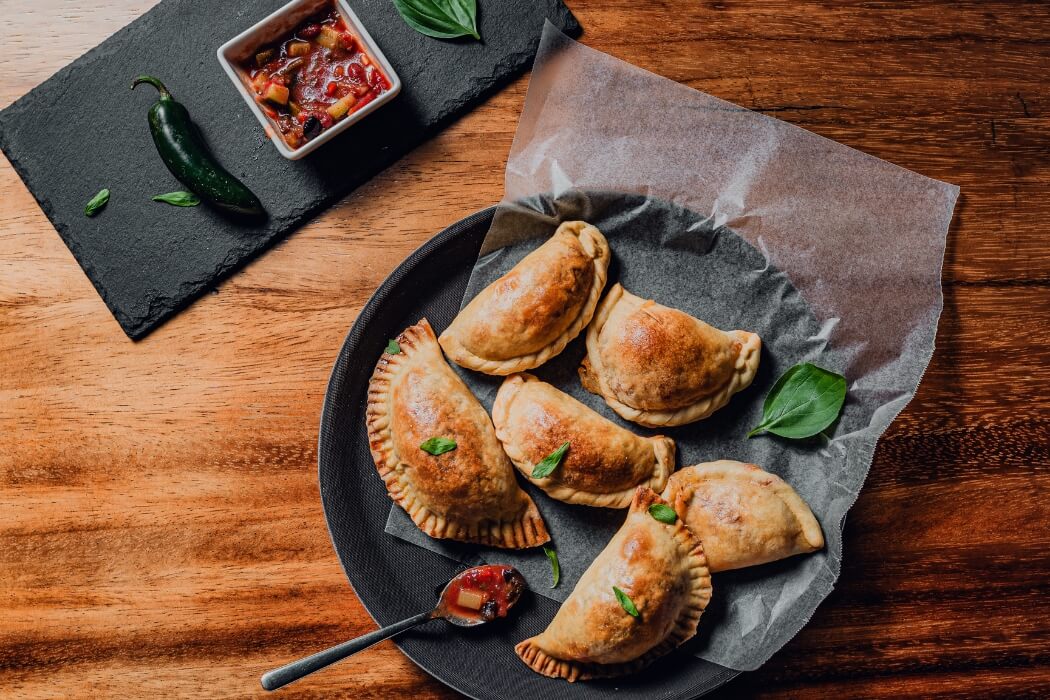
[531,441,569,479]
[542,546,560,588]
[152,191,201,207]
[84,189,110,217]
[420,437,456,455]
[748,363,846,440]
[391,0,480,40]
[385,339,401,354]
[648,503,677,524]
[613,586,639,617]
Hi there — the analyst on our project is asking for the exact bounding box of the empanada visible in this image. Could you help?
[492,373,674,508]
[516,487,711,681]
[579,284,761,427]
[366,319,549,548]
[439,221,610,375]
[662,461,823,572]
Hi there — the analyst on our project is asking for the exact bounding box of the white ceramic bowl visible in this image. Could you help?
[217,0,402,160]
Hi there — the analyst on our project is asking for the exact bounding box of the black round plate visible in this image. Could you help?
[318,206,739,699]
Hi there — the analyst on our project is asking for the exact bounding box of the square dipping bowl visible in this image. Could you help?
[218,0,401,160]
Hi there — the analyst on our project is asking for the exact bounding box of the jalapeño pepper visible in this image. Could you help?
[132,75,264,217]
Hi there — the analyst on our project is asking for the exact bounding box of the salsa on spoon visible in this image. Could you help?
[261,565,527,691]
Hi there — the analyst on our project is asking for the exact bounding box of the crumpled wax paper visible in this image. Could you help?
[386,22,958,672]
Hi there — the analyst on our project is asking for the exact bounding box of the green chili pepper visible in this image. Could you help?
[132,75,264,217]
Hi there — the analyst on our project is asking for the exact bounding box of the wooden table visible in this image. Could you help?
[2,1,1048,697]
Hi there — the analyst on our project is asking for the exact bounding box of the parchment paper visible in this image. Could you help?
[386,23,958,673]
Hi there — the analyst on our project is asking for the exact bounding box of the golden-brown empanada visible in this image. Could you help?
[439,221,610,375]
[516,487,711,681]
[662,461,823,572]
[579,284,761,427]
[492,373,674,508]
[366,319,549,548]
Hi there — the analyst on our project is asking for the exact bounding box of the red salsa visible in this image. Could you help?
[443,565,526,622]
[242,5,391,149]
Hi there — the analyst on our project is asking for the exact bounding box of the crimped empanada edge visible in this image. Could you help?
[515,487,712,682]
[365,319,550,549]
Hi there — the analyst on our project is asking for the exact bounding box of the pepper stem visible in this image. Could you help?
[131,75,172,100]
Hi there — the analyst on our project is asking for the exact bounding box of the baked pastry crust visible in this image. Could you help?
[439,221,611,375]
[366,319,549,548]
[579,283,761,427]
[515,487,711,681]
[492,373,674,508]
[663,460,823,572]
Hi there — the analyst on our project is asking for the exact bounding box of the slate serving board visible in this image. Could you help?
[0,0,579,339]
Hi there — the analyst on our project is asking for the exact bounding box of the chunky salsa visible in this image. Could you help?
[443,565,526,622]
[242,6,391,149]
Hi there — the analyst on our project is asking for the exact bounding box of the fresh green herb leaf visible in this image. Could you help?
[748,363,847,440]
[391,0,480,40]
[531,441,569,479]
[420,437,457,455]
[613,586,639,617]
[385,339,401,354]
[542,546,560,588]
[85,189,110,217]
[648,503,677,524]
[152,191,201,207]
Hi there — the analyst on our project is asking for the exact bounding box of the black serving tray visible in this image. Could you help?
[316,206,740,699]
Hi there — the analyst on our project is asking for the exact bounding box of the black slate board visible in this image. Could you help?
[0,0,579,339]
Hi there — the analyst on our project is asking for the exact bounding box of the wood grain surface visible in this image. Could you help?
[2,1,1048,698]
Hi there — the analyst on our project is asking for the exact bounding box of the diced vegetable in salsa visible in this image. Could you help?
[240,4,391,150]
[442,565,526,622]
[255,49,275,67]
[326,94,355,119]
[316,25,344,50]
[455,589,485,611]
[263,83,290,105]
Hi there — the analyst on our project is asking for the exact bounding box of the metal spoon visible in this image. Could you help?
[260,565,527,691]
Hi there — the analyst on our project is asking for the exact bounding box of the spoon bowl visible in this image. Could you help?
[435,565,527,627]
[261,564,527,691]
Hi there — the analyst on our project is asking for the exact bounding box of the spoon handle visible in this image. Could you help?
[261,610,435,691]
